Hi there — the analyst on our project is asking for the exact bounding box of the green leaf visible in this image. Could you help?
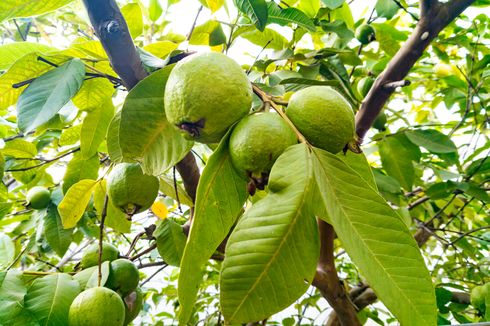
[81,101,114,158]
[159,175,194,207]
[86,261,111,288]
[0,270,26,321]
[93,180,131,233]
[298,0,320,17]
[59,124,82,147]
[149,0,163,21]
[375,0,400,19]
[320,20,354,40]
[379,134,421,190]
[0,0,75,22]
[267,3,315,31]
[453,181,490,202]
[206,0,225,12]
[372,23,408,57]
[405,129,458,154]
[24,273,81,326]
[321,0,344,9]
[189,21,227,46]
[0,233,15,269]
[312,147,436,326]
[0,42,57,70]
[234,0,268,31]
[338,151,376,189]
[115,66,192,176]
[221,143,319,324]
[178,133,248,325]
[72,78,114,112]
[155,218,187,266]
[17,58,85,132]
[62,152,99,194]
[121,3,143,39]
[44,204,73,257]
[279,78,340,87]
[2,139,37,158]
[106,111,124,163]
[58,179,98,228]
[239,27,289,50]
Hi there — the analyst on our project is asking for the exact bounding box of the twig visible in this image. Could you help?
[137,261,167,268]
[98,195,109,286]
[187,5,203,41]
[173,166,182,213]
[140,264,168,287]
[129,243,157,261]
[6,147,80,172]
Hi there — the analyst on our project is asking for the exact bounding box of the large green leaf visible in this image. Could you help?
[238,27,288,50]
[234,0,268,31]
[17,58,85,132]
[2,139,37,158]
[312,147,436,326]
[375,0,400,19]
[379,134,421,190]
[24,273,81,326]
[80,101,114,158]
[155,218,187,266]
[267,2,315,31]
[72,78,114,112]
[178,133,248,324]
[220,143,319,324]
[62,152,99,194]
[0,233,15,269]
[0,42,56,70]
[44,204,73,257]
[0,0,75,22]
[405,129,458,154]
[189,21,227,46]
[338,151,376,189]
[0,270,26,321]
[58,179,98,228]
[114,66,192,176]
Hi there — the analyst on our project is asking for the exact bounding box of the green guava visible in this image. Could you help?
[164,52,253,143]
[373,111,387,131]
[357,76,374,98]
[69,287,125,326]
[81,242,119,269]
[471,283,490,312]
[229,112,297,176]
[26,186,51,209]
[355,24,375,45]
[106,259,140,297]
[107,163,159,215]
[123,287,144,325]
[286,86,355,153]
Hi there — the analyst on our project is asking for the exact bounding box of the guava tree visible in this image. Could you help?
[0,0,488,325]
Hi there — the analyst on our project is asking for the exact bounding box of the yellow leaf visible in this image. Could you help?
[151,201,168,219]
[58,179,98,228]
[206,0,224,12]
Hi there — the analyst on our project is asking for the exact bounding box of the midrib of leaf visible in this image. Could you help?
[45,275,61,325]
[312,150,429,324]
[229,173,313,321]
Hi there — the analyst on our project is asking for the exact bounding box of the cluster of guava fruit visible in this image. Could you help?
[164,52,356,193]
[69,243,143,326]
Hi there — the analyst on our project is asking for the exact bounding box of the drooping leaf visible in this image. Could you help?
[73,264,110,290]
[405,129,458,154]
[17,58,85,132]
[379,134,421,190]
[267,2,315,31]
[62,152,99,194]
[375,0,400,19]
[189,21,227,46]
[44,204,73,257]
[93,180,131,233]
[312,147,437,326]
[121,3,143,39]
[58,179,98,228]
[234,0,268,31]
[0,0,75,22]
[149,0,163,21]
[0,270,26,321]
[0,233,15,269]
[155,218,187,266]
[106,111,124,163]
[115,65,192,176]
[221,143,319,324]
[338,151,376,189]
[2,139,37,158]
[24,273,81,326]
[178,133,248,325]
[72,78,114,112]
[80,101,114,158]
[159,175,194,207]
[0,42,56,70]
[143,41,179,58]
[238,27,289,50]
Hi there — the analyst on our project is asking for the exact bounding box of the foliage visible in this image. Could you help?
[0,0,488,325]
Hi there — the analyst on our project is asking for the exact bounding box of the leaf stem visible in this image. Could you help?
[98,195,109,286]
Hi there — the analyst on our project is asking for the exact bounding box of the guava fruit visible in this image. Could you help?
[81,242,119,269]
[106,258,140,297]
[355,24,375,45]
[373,111,387,131]
[69,287,125,326]
[357,76,374,98]
[164,52,253,143]
[26,186,51,209]
[471,283,490,312]
[124,287,144,325]
[286,86,355,153]
[107,163,159,215]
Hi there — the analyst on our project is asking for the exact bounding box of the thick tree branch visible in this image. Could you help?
[355,0,475,141]
[82,0,200,203]
[312,220,361,326]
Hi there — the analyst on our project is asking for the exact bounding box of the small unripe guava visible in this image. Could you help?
[355,24,375,45]
[81,242,119,269]
[357,76,374,98]
[26,186,51,209]
[286,86,355,154]
[164,52,253,143]
[107,163,159,215]
[471,283,490,312]
[69,287,125,326]
[106,258,140,297]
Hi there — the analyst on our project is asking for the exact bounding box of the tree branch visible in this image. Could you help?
[82,0,200,203]
[312,220,361,326]
[355,0,476,141]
